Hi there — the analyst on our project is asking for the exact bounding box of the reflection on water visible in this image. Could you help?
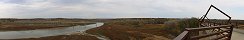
[0,23,104,39]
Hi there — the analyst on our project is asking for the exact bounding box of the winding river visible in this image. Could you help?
[0,23,104,39]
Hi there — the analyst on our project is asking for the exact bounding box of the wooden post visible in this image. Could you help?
[228,25,234,40]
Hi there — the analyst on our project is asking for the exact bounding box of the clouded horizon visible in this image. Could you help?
[0,0,243,19]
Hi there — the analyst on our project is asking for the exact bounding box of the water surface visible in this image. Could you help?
[0,23,104,39]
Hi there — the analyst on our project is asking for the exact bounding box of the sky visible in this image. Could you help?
[0,0,243,19]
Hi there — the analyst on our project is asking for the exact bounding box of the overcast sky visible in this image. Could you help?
[0,0,243,19]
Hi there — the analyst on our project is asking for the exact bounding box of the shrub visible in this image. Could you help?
[178,18,199,32]
[164,20,180,36]
[164,17,199,36]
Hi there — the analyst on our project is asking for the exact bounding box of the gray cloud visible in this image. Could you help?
[0,0,243,19]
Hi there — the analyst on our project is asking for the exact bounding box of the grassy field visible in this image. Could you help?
[13,34,99,40]
[85,18,200,40]
[86,21,171,40]
[237,25,244,30]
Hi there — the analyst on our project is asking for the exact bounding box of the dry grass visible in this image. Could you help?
[13,34,99,40]
[238,25,244,30]
[86,21,171,40]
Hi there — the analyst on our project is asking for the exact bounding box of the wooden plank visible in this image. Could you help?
[173,31,189,40]
[227,25,234,40]
[211,34,229,40]
[191,29,230,39]
[186,25,231,31]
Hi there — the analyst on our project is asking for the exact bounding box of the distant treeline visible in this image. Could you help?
[0,18,243,24]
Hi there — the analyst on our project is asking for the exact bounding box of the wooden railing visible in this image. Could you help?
[173,25,233,40]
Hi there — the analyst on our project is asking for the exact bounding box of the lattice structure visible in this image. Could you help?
[174,5,233,40]
[199,5,232,26]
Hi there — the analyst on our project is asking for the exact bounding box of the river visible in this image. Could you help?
[0,23,104,39]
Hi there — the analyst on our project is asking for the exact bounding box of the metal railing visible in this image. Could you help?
[174,25,233,40]
[174,5,233,40]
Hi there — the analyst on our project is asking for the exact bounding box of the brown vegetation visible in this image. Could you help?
[0,18,215,40]
[86,21,171,40]
[0,19,94,31]
[163,18,199,36]
[13,34,99,40]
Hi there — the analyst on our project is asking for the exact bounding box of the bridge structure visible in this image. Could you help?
[174,5,234,40]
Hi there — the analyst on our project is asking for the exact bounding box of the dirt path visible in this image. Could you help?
[231,29,244,40]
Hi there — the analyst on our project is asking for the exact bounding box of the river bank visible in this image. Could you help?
[0,22,93,31]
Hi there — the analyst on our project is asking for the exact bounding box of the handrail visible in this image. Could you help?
[211,34,230,40]
[173,31,189,40]
[174,5,233,40]
[173,25,232,40]
[186,25,231,31]
[190,29,230,39]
